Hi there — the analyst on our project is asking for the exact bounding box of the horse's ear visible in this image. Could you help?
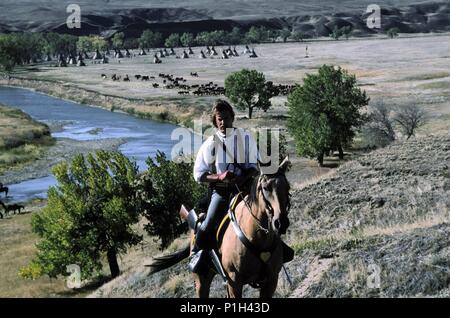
[278,156,291,174]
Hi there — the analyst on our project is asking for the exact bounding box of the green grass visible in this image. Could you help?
[0,103,55,174]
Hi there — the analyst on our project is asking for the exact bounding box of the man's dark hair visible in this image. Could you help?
[211,99,235,128]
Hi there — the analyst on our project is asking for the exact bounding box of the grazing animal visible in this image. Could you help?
[147,158,292,298]
[101,73,107,79]
[190,72,198,77]
[5,204,25,215]
[0,200,5,219]
[123,74,130,82]
[0,183,8,197]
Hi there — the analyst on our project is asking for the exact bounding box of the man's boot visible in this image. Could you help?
[188,229,209,273]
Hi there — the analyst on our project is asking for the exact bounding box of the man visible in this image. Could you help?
[190,99,259,271]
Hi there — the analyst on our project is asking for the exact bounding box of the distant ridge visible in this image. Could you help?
[1,2,449,38]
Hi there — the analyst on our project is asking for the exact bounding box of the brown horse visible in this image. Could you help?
[147,157,291,298]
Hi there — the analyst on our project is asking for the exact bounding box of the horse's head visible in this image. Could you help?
[256,156,291,236]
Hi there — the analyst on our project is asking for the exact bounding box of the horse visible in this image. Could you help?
[0,183,8,198]
[5,204,25,215]
[147,157,292,298]
[0,200,5,219]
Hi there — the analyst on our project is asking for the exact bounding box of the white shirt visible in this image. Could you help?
[193,128,259,182]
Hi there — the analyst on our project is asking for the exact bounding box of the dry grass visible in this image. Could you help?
[0,200,86,297]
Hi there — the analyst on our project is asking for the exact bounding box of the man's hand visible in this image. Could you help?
[218,170,235,183]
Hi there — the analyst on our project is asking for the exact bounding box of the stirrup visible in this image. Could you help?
[188,250,207,273]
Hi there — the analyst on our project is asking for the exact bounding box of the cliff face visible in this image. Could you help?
[1,2,450,38]
[90,134,450,298]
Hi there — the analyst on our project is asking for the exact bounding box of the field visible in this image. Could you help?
[9,33,450,136]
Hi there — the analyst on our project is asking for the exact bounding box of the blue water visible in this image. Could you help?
[0,86,188,203]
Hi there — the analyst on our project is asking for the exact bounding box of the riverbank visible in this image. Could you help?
[0,137,126,185]
[0,103,54,175]
[0,77,202,129]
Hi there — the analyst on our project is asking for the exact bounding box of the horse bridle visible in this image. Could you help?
[237,173,290,235]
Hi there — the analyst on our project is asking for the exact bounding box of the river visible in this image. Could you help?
[0,86,185,203]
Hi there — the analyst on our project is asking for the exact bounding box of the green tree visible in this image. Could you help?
[180,33,195,47]
[165,33,181,48]
[136,152,206,249]
[20,151,142,280]
[124,38,139,49]
[0,34,21,73]
[228,27,243,45]
[287,65,369,166]
[341,26,352,40]
[291,31,305,42]
[280,29,291,42]
[43,33,77,56]
[330,26,343,40]
[77,36,94,53]
[139,30,163,49]
[245,26,268,43]
[112,32,125,49]
[387,28,399,39]
[225,69,273,119]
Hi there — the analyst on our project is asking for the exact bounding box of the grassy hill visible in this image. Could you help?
[0,103,54,175]
[89,133,450,297]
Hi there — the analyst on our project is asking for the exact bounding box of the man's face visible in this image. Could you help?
[215,110,233,134]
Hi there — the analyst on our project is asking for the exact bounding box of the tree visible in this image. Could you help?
[280,29,291,43]
[245,26,268,43]
[20,151,142,280]
[267,30,280,43]
[341,26,352,40]
[291,31,304,42]
[180,33,195,47]
[394,104,428,139]
[136,152,206,249]
[387,28,399,39]
[165,33,181,48]
[362,102,396,148]
[228,27,243,45]
[225,69,273,119]
[139,30,163,49]
[112,32,125,49]
[330,26,343,40]
[287,65,369,166]
[0,34,21,74]
[77,36,94,53]
[124,38,139,49]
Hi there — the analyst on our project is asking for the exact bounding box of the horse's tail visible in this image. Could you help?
[146,244,190,275]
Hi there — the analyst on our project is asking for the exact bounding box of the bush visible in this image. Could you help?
[136,151,206,249]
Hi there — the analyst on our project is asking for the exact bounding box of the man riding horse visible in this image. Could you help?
[189,99,293,273]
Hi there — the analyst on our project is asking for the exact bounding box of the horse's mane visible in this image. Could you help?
[247,172,291,210]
